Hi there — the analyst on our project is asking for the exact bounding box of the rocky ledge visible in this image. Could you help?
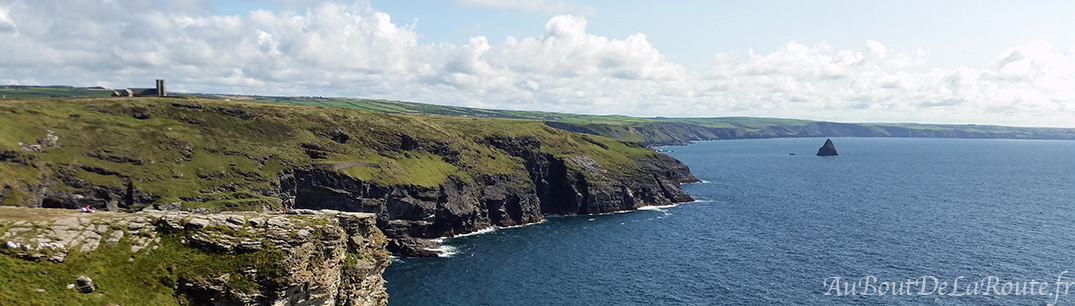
[0,207,390,306]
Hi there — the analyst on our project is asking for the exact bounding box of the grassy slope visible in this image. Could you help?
[184,95,1075,142]
[7,87,1073,145]
[0,97,661,209]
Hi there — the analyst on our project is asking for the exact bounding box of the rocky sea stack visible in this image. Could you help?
[816,139,838,156]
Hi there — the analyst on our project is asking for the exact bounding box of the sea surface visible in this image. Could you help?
[384,138,1075,305]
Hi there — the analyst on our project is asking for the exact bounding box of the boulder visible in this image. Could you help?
[816,138,838,156]
[76,275,94,293]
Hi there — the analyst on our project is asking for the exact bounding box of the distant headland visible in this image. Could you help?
[3,84,1075,147]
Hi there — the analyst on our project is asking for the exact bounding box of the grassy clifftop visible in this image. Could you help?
[0,97,663,210]
[6,87,1073,146]
[183,95,1075,145]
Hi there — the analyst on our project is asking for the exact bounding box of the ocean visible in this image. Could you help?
[384,137,1075,305]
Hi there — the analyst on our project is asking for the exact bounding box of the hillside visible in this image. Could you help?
[8,86,1072,146]
[544,119,1075,146]
[0,97,697,256]
[183,94,1075,146]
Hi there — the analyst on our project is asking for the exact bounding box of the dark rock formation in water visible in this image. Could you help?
[817,139,838,157]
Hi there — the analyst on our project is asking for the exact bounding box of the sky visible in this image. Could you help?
[1,0,1074,127]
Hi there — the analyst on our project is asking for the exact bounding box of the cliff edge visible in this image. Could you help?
[0,98,697,257]
[0,207,390,305]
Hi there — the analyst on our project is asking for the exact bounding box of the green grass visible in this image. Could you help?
[0,231,285,306]
[337,151,460,188]
[0,97,663,209]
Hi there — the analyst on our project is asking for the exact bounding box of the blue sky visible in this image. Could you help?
[208,0,1075,70]
[2,0,1074,126]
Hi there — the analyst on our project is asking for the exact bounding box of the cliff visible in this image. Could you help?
[543,119,1075,147]
[283,136,696,256]
[0,207,389,305]
[0,98,697,257]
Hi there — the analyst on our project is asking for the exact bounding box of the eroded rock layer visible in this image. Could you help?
[0,207,390,306]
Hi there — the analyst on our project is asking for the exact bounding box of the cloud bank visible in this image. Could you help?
[0,0,1073,127]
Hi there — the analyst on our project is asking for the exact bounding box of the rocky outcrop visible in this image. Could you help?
[0,207,390,306]
[284,135,698,256]
[281,170,533,256]
[817,138,838,156]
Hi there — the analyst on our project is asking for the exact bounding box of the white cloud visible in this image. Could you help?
[0,6,15,32]
[696,40,1075,126]
[489,15,685,81]
[0,0,1074,127]
[454,0,595,16]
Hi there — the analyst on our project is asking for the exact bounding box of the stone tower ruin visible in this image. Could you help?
[155,79,166,97]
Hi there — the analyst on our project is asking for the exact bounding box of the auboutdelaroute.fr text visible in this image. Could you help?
[824,272,1075,306]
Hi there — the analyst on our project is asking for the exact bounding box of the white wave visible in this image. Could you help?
[637,203,677,210]
[637,205,673,216]
[450,226,498,239]
[594,204,674,216]
[426,220,550,258]
[499,219,548,230]
[445,219,549,239]
[424,245,458,258]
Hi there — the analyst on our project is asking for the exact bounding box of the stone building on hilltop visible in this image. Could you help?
[112,79,167,97]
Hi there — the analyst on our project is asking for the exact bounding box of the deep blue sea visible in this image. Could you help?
[384,138,1075,305]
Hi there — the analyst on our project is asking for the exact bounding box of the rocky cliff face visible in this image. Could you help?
[0,98,698,258]
[0,207,390,306]
[283,135,698,256]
